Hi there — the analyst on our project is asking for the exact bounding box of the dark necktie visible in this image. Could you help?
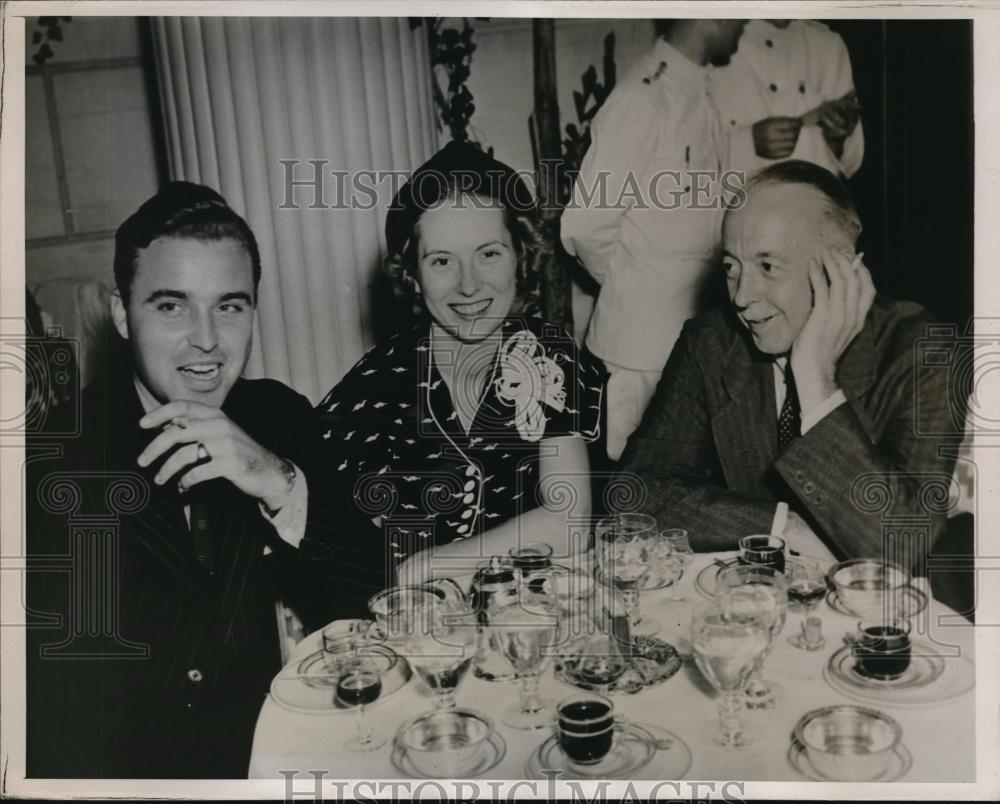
[777,362,801,452]
[186,485,215,575]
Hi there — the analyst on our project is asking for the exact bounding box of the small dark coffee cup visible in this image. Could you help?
[852,620,912,680]
[738,535,786,574]
[557,694,615,765]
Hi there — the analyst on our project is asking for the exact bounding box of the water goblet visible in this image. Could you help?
[785,557,828,650]
[717,564,788,709]
[368,586,441,646]
[596,514,661,636]
[491,599,560,730]
[691,601,771,750]
[661,529,693,602]
[404,605,479,710]
[335,656,386,752]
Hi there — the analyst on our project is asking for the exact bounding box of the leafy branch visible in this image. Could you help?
[412,17,489,148]
[31,17,72,66]
[560,32,616,202]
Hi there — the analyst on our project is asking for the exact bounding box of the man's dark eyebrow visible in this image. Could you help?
[142,289,187,304]
[220,291,254,304]
[141,290,254,305]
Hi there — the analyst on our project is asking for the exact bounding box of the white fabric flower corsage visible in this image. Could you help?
[494,330,566,442]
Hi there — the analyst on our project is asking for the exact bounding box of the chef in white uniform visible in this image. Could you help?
[561,19,746,461]
[711,19,864,178]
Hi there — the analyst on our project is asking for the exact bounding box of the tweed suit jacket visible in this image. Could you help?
[25,362,334,778]
[618,299,966,560]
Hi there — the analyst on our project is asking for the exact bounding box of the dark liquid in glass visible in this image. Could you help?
[787,581,826,606]
[740,539,785,573]
[337,673,382,707]
[558,700,614,764]
[855,626,911,679]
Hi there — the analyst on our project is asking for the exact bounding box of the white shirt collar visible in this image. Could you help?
[133,376,160,415]
[652,38,710,87]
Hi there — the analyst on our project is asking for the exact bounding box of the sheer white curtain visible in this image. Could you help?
[150,17,437,402]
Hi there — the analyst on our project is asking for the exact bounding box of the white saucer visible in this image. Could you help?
[788,739,912,781]
[824,641,974,707]
[390,729,506,778]
[694,557,740,599]
[695,555,827,600]
[826,585,928,619]
[268,646,410,714]
[525,722,691,780]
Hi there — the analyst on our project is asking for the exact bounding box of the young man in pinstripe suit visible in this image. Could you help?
[26,183,336,777]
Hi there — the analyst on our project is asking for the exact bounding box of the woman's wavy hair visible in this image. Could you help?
[384,183,549,317]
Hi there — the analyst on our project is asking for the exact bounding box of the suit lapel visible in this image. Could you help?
[712,332,779,496]
[835,313,880,439]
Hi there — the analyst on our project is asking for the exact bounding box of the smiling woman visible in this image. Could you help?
[314,142,606,605]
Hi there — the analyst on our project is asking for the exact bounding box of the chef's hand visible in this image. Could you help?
[137,399,296,513]
[819,96,861,139]
[753,116,803,159]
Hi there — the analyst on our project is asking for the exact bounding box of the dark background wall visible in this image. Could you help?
[830,19,974,329]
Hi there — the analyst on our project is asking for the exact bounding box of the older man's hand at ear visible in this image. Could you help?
[790,247,877,417]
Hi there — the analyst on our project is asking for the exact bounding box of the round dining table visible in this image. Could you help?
[249,549,975,783]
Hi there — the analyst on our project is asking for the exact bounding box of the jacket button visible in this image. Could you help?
[187,669,203,683]
[803,481,816,494]
[765,39,773,47]
[769,83,778,92]
[814,494,824,506]
[795,471,805,482]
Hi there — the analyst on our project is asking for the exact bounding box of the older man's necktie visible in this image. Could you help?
[777,362,801,452]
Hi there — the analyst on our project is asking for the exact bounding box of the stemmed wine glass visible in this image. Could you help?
[691,600,771,749]
[335,656,386,751]
[717,564,788,710]
[596,513,661,636]
[491,598,560,730]
[785,557,828,650]
[404,604,479,710]
[661,529,693,602]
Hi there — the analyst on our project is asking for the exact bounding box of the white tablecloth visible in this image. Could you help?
[249,552,975,782]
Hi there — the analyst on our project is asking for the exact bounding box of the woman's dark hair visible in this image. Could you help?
[384,183,549,316]
[113,181,261,303]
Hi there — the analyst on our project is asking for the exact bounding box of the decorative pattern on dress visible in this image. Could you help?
[315,316,605,556]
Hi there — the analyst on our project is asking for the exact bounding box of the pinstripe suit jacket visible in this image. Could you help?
[26,366,327,778]
[619,299,966,560]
